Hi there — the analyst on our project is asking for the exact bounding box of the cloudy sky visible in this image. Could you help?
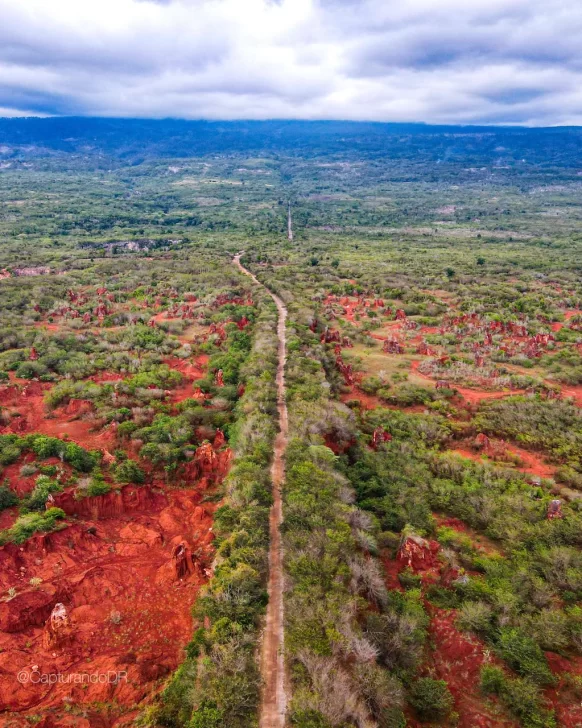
[1,0,581,125]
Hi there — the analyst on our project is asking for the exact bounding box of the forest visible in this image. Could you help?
[0,120,581,728]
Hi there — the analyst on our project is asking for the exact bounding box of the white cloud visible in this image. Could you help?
[0,0,581,124]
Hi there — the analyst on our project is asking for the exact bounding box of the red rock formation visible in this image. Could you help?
[194,442,218,478]
[172,540,193,579]
[101,449,116,466]
[43,602,72,650]
[417,340,434,356]
[214,369,225,387]
[371,427,392,450]
[383,337,404,354]
[473,433,490,450]
[320,327,341,344]
[398,534,440,572]
[335,355,354,385]
[213,430,226,449]
[547,499,563,519]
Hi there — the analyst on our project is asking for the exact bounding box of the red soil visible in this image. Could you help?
[381,552,404,590]
[502,444,556,479]
[544,652,582,728]
[451,443,555,480]
[0,484,217,720]
[433,515,503,556]
[560,385,582,407]
[418,607,518,728]
[339,387,382,410]
[0,353,228,725]
[410,361,524,404]
[89,371,124,383]
[0,383,108,449]
[163,355,208,404]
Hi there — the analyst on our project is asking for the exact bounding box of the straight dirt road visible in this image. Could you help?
[233,253,287,728]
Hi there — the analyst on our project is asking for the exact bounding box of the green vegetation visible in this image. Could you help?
[2,120,582,726]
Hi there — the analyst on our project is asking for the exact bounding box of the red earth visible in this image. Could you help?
[339,387,382,410]
[417,607,518,728]
[544,652,582,727]
[451,443,556,480]
[410,360,526,404]
[0,352,230,726]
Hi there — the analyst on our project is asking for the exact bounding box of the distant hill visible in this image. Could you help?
[1,118,581,167]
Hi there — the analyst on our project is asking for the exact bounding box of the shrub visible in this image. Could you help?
[23,475,63,512]
[502,677,556,728]
[0,444,21,466]
[19,463,38,477]
[84,476,111,497]
[5,508,66,544]
[398,567,422,590]
[115,458,145,484]
[480,665,506,695]
[0,482,18,511]
[483,668,557,728]
[456,601,493,634]
[189,702,223,728]
[409,678,454,720]
[496,628,555,686]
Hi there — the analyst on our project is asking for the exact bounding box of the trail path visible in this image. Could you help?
[287,203,293,242]
[233,253,287,728]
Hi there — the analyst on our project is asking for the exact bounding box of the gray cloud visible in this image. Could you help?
[0,0,581,124]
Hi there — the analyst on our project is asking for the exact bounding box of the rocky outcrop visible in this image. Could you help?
[43,602,72,649]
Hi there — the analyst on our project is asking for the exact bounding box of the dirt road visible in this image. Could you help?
[233,253,287,728]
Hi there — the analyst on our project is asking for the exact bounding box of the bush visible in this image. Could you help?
[480,665,506,695]
[23,475,63,512]
[496,628,555,686]
[482,667,558,728]
[502,678,557,728]
[19,463,38,477]
[25,435,98,472]
[189,702,223,728]
[115,458,145,484]
[0,482,18,511]
[409,678,454,720]
[4,508,66,544]
[456,600,493,634]
[84,476,111,497]
[0,444,21,466]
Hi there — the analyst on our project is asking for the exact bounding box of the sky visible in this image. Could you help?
[1,0,581,125]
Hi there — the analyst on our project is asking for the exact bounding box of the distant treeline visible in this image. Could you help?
[1,118,582,166]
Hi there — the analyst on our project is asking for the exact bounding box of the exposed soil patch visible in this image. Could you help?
[450,442,556,480]
[0,351,228,725]
[419,607,518,728]
[544,652,582,728]
[0,483,216,718]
